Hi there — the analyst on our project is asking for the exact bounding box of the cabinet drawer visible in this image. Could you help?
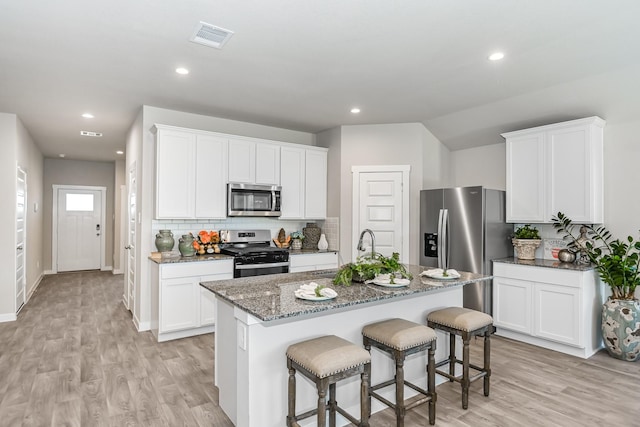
[290,252,338,269]
[161,259,234,279]
[493,263,584,288]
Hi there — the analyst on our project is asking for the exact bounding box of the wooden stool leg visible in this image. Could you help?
[361,362,371,427]
[484,329,491,397]
[317,379,328,427]
[427,346,436,425]
[395,352,405,427]
[448,332,456,381]
[287,361,296,427]
[329,382,337,427]
[461,336,470,410]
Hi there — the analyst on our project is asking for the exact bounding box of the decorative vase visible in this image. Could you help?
[557,249,576,263]
[302,222,321,249]
[512,238,541,260]
[601,299,640,362]
[317,233,329,251]
[178,234,196,257]
[155,229,175,252]
[291,239,303,250]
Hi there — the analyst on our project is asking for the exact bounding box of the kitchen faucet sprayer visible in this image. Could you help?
[357,229,376,256]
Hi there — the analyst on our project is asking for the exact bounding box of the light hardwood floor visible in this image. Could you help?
[0,271,638,426]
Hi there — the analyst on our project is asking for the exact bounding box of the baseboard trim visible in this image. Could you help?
[0,313,17,323]
[26,273,44,302]
[101,265,113,272]
[44,270,56,275]
[137,320,151,332]
[113,268,124,274]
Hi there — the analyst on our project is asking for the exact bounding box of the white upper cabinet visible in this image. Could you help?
[255,142,281,185]
[503,116,605,223]
[228,138,280,185]
[305,149,328,219]
[154,125,227,219]
[280,146,305,219]
[155,127,197,218]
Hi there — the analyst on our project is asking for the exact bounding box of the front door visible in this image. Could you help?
[56,188,103,272]
[352,166,410,262]
[16,167,26,313]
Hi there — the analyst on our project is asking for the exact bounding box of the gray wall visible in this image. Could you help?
[0,113,44,319]
[43,159,115,272]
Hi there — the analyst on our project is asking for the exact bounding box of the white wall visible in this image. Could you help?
[113,159,125,273]
[0,114,18,319]
[334,123,450,265]
[450,143,506,190]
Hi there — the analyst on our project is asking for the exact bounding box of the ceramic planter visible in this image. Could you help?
[602,299,640,362]
[512,238,541,260]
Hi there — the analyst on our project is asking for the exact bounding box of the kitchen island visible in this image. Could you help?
[201,265,491,427]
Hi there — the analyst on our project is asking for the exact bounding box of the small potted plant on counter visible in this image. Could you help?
[512,224,542,260]
[290,231,304,250]
[552,212,640,362]
[333,252,412,286]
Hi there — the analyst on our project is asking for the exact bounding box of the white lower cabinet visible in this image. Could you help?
[493,262,603,358]
[150,259,233,342]
[289,252,338,273]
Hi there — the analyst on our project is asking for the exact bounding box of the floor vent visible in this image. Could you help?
[190,21,234,49]
[80,131,102,137]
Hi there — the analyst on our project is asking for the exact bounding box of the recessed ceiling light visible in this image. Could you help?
[59,154,65,158]
[488,52,505,61]
[116,151,124,155]
[350,108,361,114]
[82,113,94,119]
[176,67,189,75]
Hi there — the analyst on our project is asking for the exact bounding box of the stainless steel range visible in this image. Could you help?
[219,230,289,278]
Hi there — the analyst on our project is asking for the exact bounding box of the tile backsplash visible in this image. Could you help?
[152,218,337,250]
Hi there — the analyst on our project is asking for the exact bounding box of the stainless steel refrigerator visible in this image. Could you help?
[419,186,512,314]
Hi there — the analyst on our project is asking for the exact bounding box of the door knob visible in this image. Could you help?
[125,245,132,250]
[16,245,23,250]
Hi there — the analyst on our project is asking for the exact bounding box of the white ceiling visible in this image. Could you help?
[2,1,640,161]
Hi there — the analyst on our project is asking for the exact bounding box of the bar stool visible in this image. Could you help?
[362,318,437,426]
[286,335,371,427]
[426,307,494,409]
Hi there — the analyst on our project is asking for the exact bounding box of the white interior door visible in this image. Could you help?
[126,163,137,313]
[352,166,410,262]
[56,188,103,272]
[16,167,26,313]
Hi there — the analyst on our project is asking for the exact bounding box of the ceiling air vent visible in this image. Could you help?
[190,21,234,49]
[80,131,102,137]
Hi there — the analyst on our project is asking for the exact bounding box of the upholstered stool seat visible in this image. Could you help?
[286,335,371,427]
[362,318,437,426]
[427,307,494,409]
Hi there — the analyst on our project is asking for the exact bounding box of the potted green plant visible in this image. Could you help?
[333,252,412,286]
[290,231,304,250]
[552,212,640,362]
[512,224,542,260]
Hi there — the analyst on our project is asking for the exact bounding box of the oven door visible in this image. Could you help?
[228,183,281,217]
[234,261,289,278]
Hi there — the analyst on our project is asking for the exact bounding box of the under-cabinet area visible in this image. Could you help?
[492,259,604,358]
[149,256,233,342]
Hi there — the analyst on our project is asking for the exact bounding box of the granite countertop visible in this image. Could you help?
[201,264,490,322]
[493,257,595,271]
[148,253,233,264]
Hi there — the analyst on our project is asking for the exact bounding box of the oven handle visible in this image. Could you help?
[235,262,290,270]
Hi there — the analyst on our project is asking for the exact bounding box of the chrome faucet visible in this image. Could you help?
[357,229,376,256]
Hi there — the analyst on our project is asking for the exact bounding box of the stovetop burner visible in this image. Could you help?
[220,245,288,256]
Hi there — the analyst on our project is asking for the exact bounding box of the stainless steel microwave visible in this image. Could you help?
[227,183,282,217]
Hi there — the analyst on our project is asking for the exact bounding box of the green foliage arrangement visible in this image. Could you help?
[552,212,640,300]
[291,231,304,240]
[333,252,412,286]
[513,224,541,239]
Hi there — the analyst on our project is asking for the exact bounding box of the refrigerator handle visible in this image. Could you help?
[442,209,450,270]
[437,209,445,269]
